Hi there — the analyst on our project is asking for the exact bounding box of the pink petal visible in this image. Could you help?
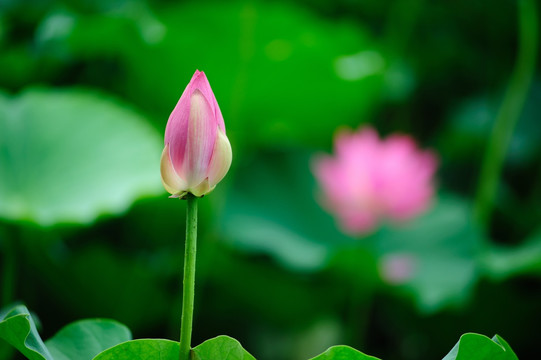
[164,73,199,175]
[160,144,188,196]
[207,129,233,188]
[189,71,225,133]
[190,178,213,197]
[338,208,379,234]
[183,89,217,186]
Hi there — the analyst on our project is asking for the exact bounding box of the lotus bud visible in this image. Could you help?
[161,70,232,198]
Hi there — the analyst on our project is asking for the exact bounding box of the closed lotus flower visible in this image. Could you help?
[313,126,437,235]
[161,70,232,198]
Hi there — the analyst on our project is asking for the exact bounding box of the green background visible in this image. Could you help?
[0,0,540,359]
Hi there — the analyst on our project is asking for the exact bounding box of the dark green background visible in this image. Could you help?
[0,0,540,359]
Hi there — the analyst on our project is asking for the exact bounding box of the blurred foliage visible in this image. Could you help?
[0,88,162,225]
[92,339,180,360]
[45,319,132,360]
[310,345,380,360]
[442,334,518,360]
[0,305,521,360]
[0,0,540,359]
[0,308,267,360]
[0,305,52,360]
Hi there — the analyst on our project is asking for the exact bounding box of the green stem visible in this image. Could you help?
[473,0,538,228]
[179,195,198,360]
[1,233,16,307]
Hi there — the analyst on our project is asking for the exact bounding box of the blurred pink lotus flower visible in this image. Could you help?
[161,70,232,198]
[379,253,416,285]
[312,126,437,235]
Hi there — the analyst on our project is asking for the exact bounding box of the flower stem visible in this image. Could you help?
[473,0,538,228]
[179,195,198,360]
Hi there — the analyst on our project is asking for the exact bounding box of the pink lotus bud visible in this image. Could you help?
[312,126,437,235]
[161,70,232,198]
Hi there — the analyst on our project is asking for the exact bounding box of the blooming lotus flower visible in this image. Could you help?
[312,126,437,235]
[161,70,232,198]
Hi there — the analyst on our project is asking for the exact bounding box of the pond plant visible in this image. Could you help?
[0,70,522,360]
[0,0,537,356]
